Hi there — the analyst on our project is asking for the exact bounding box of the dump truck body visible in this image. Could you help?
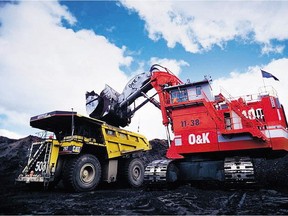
[16,111,150,191]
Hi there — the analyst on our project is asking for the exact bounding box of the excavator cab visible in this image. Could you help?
[165,79,214,104]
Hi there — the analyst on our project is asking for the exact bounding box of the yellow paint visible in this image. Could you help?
[102,124,151,159]
[48,140,60,172]
[45,118,151,173]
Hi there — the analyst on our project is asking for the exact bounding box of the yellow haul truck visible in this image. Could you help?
[16,111,151,192]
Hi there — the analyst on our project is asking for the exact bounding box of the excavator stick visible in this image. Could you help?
[86,71,153,127]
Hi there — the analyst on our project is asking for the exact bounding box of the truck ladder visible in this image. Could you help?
[22,142,47,174]
[43,142,53,188]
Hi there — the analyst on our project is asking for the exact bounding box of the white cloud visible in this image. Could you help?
[0,1,131,138]
[149,57,189,76]
[0,129,24,139]
[127,101,167,140]
[212,58,288,116]
[0,1,187,140]
[120,1,288,54]
[261,43,285,55]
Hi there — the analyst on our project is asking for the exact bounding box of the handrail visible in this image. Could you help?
[219,85,279,105]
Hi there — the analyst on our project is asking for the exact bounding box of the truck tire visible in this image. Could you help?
[125,158,144,188]
[62,154,101,192]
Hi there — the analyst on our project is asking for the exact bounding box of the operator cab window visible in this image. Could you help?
[170,88,188,103]
[196,86,202,96]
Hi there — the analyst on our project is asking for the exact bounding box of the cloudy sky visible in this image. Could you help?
[0,0,287,139]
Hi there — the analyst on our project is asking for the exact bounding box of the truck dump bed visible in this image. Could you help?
[30,111,151,158]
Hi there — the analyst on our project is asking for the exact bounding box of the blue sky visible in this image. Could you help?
[0,1,288,139]
[62,1,287,80]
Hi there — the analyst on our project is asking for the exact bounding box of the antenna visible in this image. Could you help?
[71,108,75,137]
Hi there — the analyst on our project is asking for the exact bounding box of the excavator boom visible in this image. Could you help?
[85,64,181,127]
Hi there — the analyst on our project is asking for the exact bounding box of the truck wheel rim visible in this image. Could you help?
[132,165,141,181]
[80,163,95,184]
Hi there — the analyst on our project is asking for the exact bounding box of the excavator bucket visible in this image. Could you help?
[86,71,153,127]
[86,85,120,118]
[86,85,129,127]
[86,91,102,117]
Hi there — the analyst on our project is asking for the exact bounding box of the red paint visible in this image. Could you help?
[151,71,288,159]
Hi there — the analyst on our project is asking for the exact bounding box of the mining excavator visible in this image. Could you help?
[86,64,288,185]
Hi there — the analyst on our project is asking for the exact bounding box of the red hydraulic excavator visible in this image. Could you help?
[86,64,288,185]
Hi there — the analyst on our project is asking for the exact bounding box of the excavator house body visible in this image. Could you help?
[145,68,288,184]
[85,65,288,184]
[162,80,288,158]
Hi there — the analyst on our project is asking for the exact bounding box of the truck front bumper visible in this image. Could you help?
[16,174,44,183]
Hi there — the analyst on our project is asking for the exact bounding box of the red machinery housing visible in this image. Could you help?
[145,69,288,184]
[151,72,288,159]
[87,65,288,184]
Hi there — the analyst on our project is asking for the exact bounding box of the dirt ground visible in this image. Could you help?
[2,180,288,215]
[1,136,288,215]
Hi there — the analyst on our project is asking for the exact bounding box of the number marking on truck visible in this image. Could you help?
[35,161,47,172]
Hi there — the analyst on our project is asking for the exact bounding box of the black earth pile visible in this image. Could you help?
[0,136,33,185]
[1,136,288,215]
[141,138,168,165]
[254,156,288,188]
